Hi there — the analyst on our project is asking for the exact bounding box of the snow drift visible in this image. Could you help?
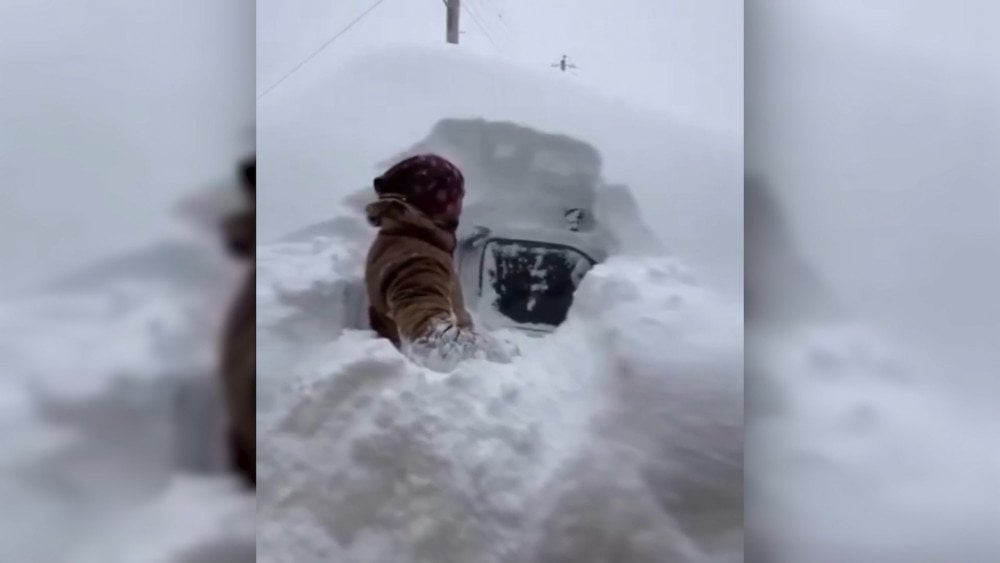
[745,180,1000,560]
[746,3,1000,559]
[258,45,742,296]
[257,44,744,562]
[254,119,743,561]
[258,253,742,562]
[257,116,683,345]
[0,187,255,561]
[747,323,1000,562]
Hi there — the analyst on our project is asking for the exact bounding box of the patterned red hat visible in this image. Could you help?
[374,154,465,219]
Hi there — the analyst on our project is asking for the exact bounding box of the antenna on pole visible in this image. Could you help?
[445,0,460,44]
[550,54,578,73]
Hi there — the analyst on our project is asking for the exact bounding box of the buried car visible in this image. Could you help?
[456,211,608,335]
[268,118,662,340]
[267,206,609,341]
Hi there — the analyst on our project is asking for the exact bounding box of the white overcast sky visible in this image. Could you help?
[257,0,744,136]
[748,0,1000,380]
[0,1,253,294]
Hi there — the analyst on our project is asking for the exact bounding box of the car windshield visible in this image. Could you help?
[480,239,595,328]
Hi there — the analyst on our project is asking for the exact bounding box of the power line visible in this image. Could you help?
[470,0,510,40]
[258,0,391,101]
[477,0,510,31]
[462,2,499,51]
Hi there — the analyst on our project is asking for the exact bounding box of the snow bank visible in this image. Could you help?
[72,476,255,563]
[747,174,1000,559]
[257,40,743,562]
[0,205,255,560]
[258,254,742,562]
[258,45,742,294]
[747,149,1000,559]
[748,324,1000,562]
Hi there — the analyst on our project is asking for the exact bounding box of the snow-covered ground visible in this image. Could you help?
[0,191,256,562]
[256,39,744,560]
[2,1,254,559]
[746,2,1000,559]
[255,3,746,559]
[748,176,1000,560]
[748,324,1000,562]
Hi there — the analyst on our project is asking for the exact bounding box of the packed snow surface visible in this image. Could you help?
[747,176,1000,560]
[746,4,1000,557]
[256,40,744,562]
[0,207,255,562]
[748,323,1000,562]
[258,246,744,562]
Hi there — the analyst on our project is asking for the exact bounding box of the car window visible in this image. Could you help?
[480,240,595,328]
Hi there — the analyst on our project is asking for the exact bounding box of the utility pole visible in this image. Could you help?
[445,0,460,44]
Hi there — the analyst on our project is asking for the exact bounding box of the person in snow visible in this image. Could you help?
[365,154,514,369]
[220,157,255,487]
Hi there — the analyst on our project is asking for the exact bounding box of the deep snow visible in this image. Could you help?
[257,247,743,562]
[256,27,745,559]
[746,175,1000,560]
[258,45,742,297]
[747,323,1000,562]
[746,2,1000,559]
[0,188,256,561]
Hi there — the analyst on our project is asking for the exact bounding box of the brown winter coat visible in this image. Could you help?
[365,197,473,347]
[220,266,255,486]
[220,159,255,487]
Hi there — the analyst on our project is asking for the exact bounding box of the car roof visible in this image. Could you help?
[464,224,610,263]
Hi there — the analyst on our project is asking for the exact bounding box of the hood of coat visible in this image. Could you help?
[365,196,458,254]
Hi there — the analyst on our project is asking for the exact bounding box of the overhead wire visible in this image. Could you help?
[258,0,391,101]
[477,0,511,32]
[462,2,500,52]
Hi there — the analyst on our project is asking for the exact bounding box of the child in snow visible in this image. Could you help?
[365,154,514,369]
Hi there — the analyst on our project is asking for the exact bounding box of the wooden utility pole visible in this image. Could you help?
[446,0,460,44]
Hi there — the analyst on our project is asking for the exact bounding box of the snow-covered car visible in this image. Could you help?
[456,215,607,335]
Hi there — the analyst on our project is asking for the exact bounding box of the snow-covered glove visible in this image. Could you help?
[403,321,520,370]
[402,321,481,372]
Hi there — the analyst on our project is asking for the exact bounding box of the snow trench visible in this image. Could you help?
[257,247,743,562]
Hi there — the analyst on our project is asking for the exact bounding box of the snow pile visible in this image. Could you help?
[747,173,1000,560]
[258,45,741,294]
[747,174,1000,559]
[256,223,370,337]
[253,114,683,371]
[255,222,372,415]
[0,208,255,561]
[257,254,742,562]
[257,42,742,563]
[72,476,255,563]
[748,325,1000,562]
[2,284,215,401]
